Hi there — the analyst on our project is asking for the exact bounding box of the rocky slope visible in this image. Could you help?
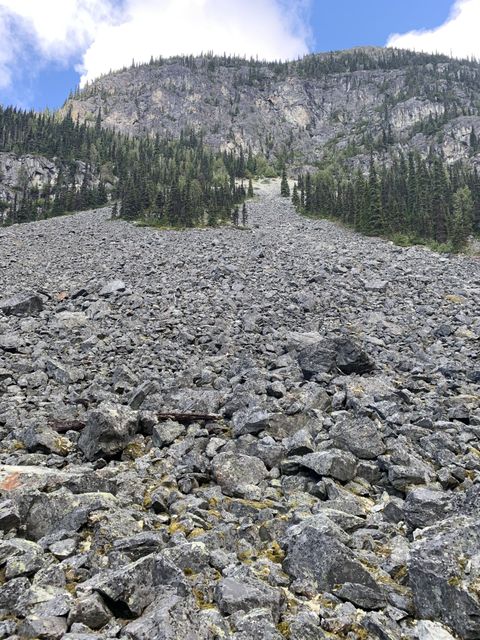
[62,48,480,170]
[0,181,479,639]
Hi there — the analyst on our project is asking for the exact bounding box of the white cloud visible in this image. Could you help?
[79,0,311,86]
[0,0,311,91]
[387,0,480,60]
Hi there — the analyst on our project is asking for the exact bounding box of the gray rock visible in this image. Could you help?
[53,311,88,329]
[45,359,84,384]
[17,615,67,639]
[211,452,268,497]
[121,592,211,640]
[21,425,73,456]
[334,582,386,610]
[330,414,385,460]
[299,450,358,482]
[151,420,186,448]
[78,402,139,460]
[232,408,271,436]
[0,499,21,532]
[298,336,373,378]
[409,515,480,639]
[215,573,283,620]
[79,552,186,617]
[99,279,126,296]
[25,490,117,540]
[0,292,43,316]
[412,620,458,640]
[68,593,112,630]
[284,515,382,593]
[404,488,452,531]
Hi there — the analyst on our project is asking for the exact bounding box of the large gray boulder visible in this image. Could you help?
[283,515,383,595]
[211,452,268,497]
[121,593,213,640]
[79,553,187,618]
[404,488,453,532]
[0,292,43,316]
[299,450,358,482]
[330,414,385,460]
[215,571,283,620]
[297,337,374,379]
[409,515,480,639]
[78,402,139,460]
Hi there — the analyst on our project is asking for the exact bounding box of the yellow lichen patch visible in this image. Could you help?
[188,528,205,539]
[445,294,465,304]
[193,588,216,610]
[391,565,408,581]
[79,534,92,553]
[448,575,462,587]
[237,550,253,564]
[277,621,291,638]
[168,518,187,535]
[123,441,146,460]
[264,541,285,564]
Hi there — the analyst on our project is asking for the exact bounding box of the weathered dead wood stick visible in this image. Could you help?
[156,412,222,423]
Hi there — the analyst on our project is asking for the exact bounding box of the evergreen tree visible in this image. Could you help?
[451,186,473,251]
[291,184,300,207]
[280,167,290,197]
[242,202,248,226]
[248,178,254,198]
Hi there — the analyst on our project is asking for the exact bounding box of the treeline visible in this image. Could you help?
[0,106,257,227]
[293,153,480,251]
[115,129,254,227]
[78,48,480,97]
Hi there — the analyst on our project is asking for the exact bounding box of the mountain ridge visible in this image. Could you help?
[62,47,480,171]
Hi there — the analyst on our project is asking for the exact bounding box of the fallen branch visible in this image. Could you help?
[156,412,222,423]
[48,419,86,433]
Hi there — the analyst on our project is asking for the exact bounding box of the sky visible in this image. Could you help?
[0,0,477,111]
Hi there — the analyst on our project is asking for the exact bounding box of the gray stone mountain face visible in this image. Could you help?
[1,181,480,639]
[63,48,480,169]
[0,152,99,221]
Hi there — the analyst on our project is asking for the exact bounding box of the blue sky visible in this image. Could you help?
[0,0,474,112]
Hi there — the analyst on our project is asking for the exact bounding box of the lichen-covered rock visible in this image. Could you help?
[78,553,187,617]
[283,515,382,595]
[409,516,480,639]
[78,402,139,460]
[211,452,268,497]
[330,414,385,460]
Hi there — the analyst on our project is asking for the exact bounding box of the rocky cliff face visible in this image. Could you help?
[0,152,100,220]
[63,48,480,170]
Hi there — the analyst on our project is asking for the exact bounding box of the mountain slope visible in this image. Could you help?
[63,47,480,170]
[1,182,479,639]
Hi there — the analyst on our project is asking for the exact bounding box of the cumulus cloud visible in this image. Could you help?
[387,0,480,60]
[0,0,311,90]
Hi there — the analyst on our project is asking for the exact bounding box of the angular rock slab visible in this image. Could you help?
[79,552,187,617]
[211,452,268,497]
[78,402,139,460]
[409,515,480,639]
[0,292,43,316]
[299,449,358,482]
[330,414,385,460]
[283,515,383,595]
[298,336,374,379]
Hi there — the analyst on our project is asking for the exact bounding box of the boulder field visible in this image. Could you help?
[0,180,479,639]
